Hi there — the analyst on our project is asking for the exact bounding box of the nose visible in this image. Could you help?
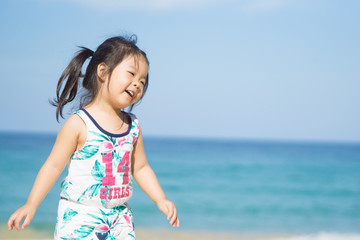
[132,79,140,89]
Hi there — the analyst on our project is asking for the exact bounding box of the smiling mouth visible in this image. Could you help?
[125,90,134,98]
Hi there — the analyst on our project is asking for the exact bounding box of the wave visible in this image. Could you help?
[279,232,360,240]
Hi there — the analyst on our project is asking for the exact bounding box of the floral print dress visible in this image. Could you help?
[54,108,139,240]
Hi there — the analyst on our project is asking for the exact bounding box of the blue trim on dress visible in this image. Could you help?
[80,108,132,138]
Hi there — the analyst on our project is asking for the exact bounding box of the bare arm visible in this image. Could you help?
[7,114,82,231]
[132,129,180,228]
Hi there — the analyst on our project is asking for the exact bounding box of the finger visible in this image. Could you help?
[14,214,25,231]
[22,215,31,230]
[172,218,178,228]
[170,207,177,225]
[172,212,178,228]
[176,218,180,227]
[8,213,17,230]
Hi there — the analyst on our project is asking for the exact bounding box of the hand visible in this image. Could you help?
[8,204,37,231]
[156,199,180,228]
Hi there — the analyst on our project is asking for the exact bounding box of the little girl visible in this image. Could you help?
[7,35,179,239]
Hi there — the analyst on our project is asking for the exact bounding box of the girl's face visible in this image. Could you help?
[102,54,148,110]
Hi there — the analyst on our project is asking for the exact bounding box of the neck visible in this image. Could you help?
[86,94,123,119]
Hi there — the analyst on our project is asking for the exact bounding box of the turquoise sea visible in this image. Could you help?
[0,131,360,237]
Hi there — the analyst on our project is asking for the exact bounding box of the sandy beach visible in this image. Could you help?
[1,225,293,240]
[3,226,360,240]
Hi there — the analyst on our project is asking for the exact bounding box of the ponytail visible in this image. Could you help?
[50,47,94,122]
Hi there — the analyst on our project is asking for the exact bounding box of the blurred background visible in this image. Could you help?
[0,0,359,239]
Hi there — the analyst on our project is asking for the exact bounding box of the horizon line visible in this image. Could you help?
[1,129,359,145]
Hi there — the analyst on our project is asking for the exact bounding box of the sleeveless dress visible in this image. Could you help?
[54,108,139,240]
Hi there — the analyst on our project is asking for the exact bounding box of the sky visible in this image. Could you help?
[0,0,359,143]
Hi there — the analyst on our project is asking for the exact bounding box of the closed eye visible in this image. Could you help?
[128,71,135,76]
[140,81,145,86]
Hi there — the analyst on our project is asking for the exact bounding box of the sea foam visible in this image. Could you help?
[279,232,360,240]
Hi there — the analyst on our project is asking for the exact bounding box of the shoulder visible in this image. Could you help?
[59,112,86,138]
[65,111,86,128]
[48,113,84,163]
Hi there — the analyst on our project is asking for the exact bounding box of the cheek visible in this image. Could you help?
[134,91,143,102]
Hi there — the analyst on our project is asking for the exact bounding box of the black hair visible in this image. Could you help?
[50,35,149,122]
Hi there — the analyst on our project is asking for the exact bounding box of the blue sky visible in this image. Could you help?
[0,0,359,143]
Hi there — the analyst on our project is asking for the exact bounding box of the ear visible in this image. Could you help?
[97,63,108,82]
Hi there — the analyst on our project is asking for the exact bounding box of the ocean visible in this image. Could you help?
[0,131,359,239]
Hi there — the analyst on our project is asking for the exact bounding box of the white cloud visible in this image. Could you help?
[61,0,222,11]
[241,0,295,14]
[38,0,296,13]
